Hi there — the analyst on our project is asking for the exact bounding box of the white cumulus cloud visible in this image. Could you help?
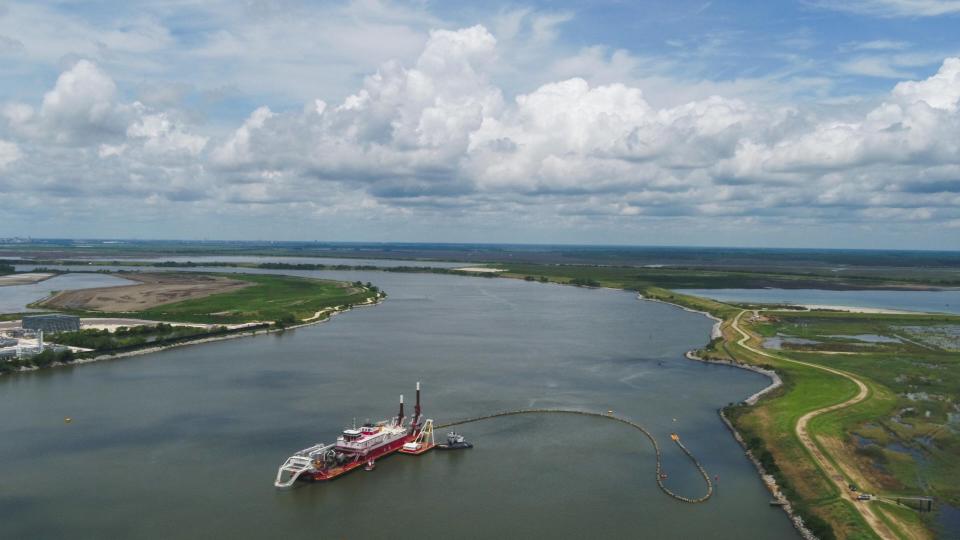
[0,139,22,168]
[2,25,960,245]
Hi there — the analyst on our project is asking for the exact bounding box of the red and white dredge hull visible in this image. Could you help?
[275,384,435,488]
[304,433,416,482]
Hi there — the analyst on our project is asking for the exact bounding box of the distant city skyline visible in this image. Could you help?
[1,0,960,249]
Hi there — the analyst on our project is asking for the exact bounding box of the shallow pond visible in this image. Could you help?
[762,335,821,350]
[825,334,902,343]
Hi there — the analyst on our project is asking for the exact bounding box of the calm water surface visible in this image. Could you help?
[678,288,960,315]
[1,270,797,539]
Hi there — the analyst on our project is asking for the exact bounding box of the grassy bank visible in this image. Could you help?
[693,310,957,539]
[29,272,381,325]
[747,314,959,497]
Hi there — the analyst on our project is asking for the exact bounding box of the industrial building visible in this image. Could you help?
[22,314,81,333]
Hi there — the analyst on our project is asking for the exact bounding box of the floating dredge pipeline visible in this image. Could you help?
[437,408,714,504]
[276,386,712,503]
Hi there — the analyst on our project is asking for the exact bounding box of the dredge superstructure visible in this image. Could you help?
[275,382,435,488]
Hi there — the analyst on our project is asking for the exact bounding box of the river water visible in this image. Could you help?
[0,267,797,539]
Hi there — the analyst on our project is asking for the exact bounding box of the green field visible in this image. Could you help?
[29,273,382,325]
[752,312,960,499]
[133,273,379,324]
[721,310,959,540]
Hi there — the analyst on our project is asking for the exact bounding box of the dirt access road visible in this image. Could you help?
[730,310,902,540]
[37,273,251,312]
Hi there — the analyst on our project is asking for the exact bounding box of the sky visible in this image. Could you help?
[1,0,959,249]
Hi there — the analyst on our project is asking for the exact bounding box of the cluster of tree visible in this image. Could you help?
[0,263,14,275]
[1,324,275,374]
[0,348,76,373]
[351,280,381,293]
[53,324,218,351]
[273,314,299,327]
[523,275,550,282]
[569,277,602,287]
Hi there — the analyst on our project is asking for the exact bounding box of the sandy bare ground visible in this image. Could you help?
[0,273,55,286]
[37,273,252,312]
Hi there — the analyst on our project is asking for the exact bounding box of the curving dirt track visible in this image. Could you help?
[730,310,898,540]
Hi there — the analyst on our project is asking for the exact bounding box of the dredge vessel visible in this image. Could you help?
[275,383,436,488]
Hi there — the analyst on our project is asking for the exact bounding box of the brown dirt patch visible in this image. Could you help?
[38,273,252,312]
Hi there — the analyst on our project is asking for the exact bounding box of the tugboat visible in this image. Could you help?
[436,431,473,450]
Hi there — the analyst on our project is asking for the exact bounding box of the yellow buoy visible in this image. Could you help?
[64,417,72,424]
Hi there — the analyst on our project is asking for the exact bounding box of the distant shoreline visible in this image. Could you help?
[0,294,385,376]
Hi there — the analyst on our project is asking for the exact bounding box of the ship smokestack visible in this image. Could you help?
[397,394,404,426]
[412,381,422,433]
